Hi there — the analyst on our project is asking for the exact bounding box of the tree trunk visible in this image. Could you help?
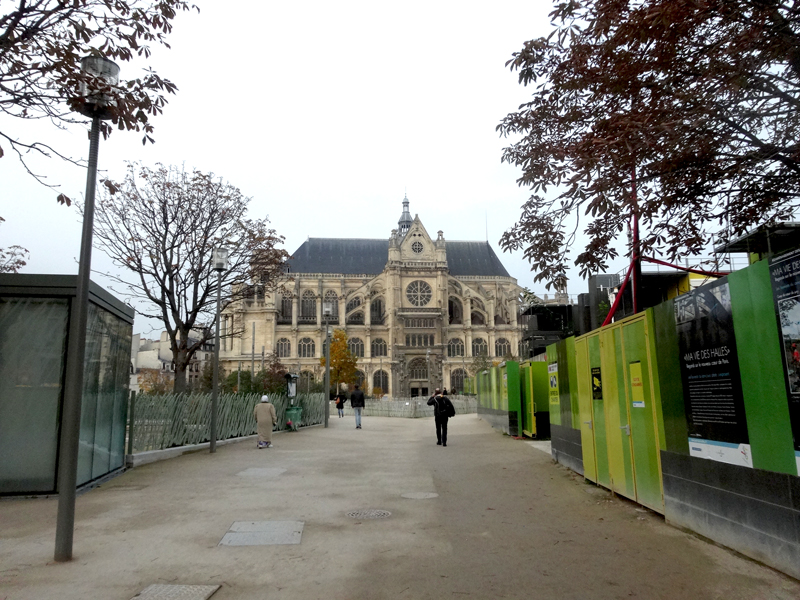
[172,348,190,393]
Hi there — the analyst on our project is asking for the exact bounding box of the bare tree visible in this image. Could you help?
[0,0,197,199]
[0,216,29,273]
[91,163,288,392]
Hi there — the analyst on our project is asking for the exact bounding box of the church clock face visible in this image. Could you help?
[406,280,432,306]
[411,241,424,254]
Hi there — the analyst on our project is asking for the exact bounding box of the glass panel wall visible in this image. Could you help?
[0,298,69,493]
[77,303,133,486]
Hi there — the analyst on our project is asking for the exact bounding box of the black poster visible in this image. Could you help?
[591,367,602,400]
[769,248,800,454]
[675,280,749,445]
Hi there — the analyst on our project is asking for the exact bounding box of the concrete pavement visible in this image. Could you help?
[2,414,799,599]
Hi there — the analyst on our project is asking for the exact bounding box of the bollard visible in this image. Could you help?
[127,390,136,457]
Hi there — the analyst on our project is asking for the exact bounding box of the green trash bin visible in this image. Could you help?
[285,406,302,431]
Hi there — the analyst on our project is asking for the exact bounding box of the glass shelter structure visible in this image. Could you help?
[0,275,134,495]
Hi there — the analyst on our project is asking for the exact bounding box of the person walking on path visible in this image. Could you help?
[335,391,347,418]
[427,388,455,446]
[254,394,278,448]
[350,384,365,429]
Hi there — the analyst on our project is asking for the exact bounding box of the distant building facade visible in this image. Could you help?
[219,196,524,396]
[130,331,213,392]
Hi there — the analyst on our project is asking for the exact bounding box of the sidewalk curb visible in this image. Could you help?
[125,424,323,468]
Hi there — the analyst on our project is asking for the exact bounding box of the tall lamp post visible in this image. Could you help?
[323,302,333,428]
[426,348,432,396]
[54,56,120,563]
[210,247,229,453]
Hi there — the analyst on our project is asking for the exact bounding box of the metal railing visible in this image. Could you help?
[128,391,325,453]
[336,396,478,418]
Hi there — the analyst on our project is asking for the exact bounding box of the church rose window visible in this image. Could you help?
[406,281,432,307]
[411,241,423,253]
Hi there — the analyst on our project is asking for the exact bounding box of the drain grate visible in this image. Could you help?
[347,509,391,519]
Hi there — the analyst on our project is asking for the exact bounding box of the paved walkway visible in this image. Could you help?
[2,414,799,600]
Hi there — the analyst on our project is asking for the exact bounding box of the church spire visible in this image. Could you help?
[398,194,412,237]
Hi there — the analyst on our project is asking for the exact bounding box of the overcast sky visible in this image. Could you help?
[1,1,630,335]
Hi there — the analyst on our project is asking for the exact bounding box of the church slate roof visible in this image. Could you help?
[285,238,511,278]
[446,241,511,277]
[286,239,389,275]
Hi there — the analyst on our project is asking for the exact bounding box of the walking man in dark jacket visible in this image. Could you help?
[350,384,365,429]
[427,388,454,446]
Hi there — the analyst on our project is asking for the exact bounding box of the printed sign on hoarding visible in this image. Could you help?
[548,362,559,410]
[769,248,800,472]
[675,279,752,467]
[591,367,602,400]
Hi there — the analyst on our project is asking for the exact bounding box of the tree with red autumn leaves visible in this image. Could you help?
[498,0,800,289]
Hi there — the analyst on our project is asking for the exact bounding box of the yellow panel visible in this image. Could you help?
[575,338,597,483]
[601,327,633,498]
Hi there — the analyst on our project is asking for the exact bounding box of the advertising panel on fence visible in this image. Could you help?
[548,362,559,412]
[769,248,800,470]
[675,280,752,467]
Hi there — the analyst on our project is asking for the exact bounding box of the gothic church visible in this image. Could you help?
[219,196,524,396]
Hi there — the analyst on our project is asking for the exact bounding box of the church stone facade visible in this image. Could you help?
[219,196,524,396]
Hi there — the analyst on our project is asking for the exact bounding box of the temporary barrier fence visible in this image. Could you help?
[128,392,325,453]
[336,396,477,418]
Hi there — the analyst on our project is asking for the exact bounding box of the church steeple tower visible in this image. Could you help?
[398,194,412,237]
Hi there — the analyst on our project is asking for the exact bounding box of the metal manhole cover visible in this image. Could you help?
[401,492,438,499]
[131,584,219,599]
[347,509,391,519]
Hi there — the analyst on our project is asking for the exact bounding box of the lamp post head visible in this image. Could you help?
[323,302,333,317]
[212,247,229,272]
[77,56,120,119]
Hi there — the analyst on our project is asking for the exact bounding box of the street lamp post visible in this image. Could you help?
[210,247,229,453]
[323,302,332,428]
[55,56,120,563]
[426,348,432,397]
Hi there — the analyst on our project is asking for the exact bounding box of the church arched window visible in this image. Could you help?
[301,290,316,318]
[370,297,385,325]
[371,338,387,357]
[495,338,511,357]
[276,338,291,358]
[472,338,488,357]
[447,338,465,357]
[346,296,362,313]
[324,290,339,318]
[298,338,316,358]
[450,368,467,393]
[449,297,463,324]
[348,337,364,357]
[409,358,428,380]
